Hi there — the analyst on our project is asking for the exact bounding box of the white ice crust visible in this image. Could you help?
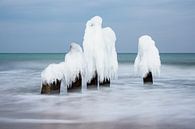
[64,43,86,87]
[41,62,66,84]
[134,35,161,78]
[41,16,118,86]
[83,16,118,82]
[41,43,85,87]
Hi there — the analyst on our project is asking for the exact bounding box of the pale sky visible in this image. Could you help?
[0,0,194,53]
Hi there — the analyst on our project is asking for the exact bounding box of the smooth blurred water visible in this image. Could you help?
[0,53,195,129]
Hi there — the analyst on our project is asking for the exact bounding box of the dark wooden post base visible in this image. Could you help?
[41,79,61,94]
[67,73,82,92]
[87,72,98,89]
[143,71,153,84]
[100,78,110,87]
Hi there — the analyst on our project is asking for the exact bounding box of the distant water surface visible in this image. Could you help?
[0,53,195,129]
[1,53,195,64]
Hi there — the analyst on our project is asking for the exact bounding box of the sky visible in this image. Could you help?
[0,0,194,53]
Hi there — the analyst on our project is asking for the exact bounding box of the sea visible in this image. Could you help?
[0,53,195,129]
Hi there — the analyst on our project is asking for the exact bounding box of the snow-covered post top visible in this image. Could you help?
[83,16,118,83]
[134,35,161,78]
[41,62,66,84]
[86,16,102,28]
[64,42,86,87]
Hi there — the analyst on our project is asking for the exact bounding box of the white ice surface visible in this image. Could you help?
[134,35,161,77]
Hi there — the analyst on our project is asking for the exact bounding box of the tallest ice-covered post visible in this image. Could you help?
[83,16,118,87]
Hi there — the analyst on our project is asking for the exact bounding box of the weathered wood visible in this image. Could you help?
[143,71,153,84]
[67,73,82,92]
[41,79,61,94]
[100,78,110,87]
[87,71,98,89]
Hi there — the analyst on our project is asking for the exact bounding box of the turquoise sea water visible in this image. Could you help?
[1,53,195,63]
[0,53,195,129]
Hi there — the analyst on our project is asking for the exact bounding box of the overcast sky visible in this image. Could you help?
[0,0,194,53]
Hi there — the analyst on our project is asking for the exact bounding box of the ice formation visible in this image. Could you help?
[64,42,86,87]
[41,62,66,84]
[83,16,118,83]
[41,16,118,88]
[103,27,118,80]
[134,35,161,78]
[41,43,85,88]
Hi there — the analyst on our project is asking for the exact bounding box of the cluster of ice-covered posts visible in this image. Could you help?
[41,16,161,94]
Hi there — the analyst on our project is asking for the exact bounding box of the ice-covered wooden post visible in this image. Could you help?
[101,27,118,86]
[64,43,85,92]
[134,35,161,84]
[41,43,85,94]
[41,62,65,94]
[83,16,118,88]
[83,16,102,88]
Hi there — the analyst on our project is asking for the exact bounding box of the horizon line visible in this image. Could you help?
[0,52,195,54]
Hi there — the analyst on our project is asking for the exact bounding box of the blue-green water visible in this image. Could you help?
[0,53,195,64]
[0,53,195,129]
